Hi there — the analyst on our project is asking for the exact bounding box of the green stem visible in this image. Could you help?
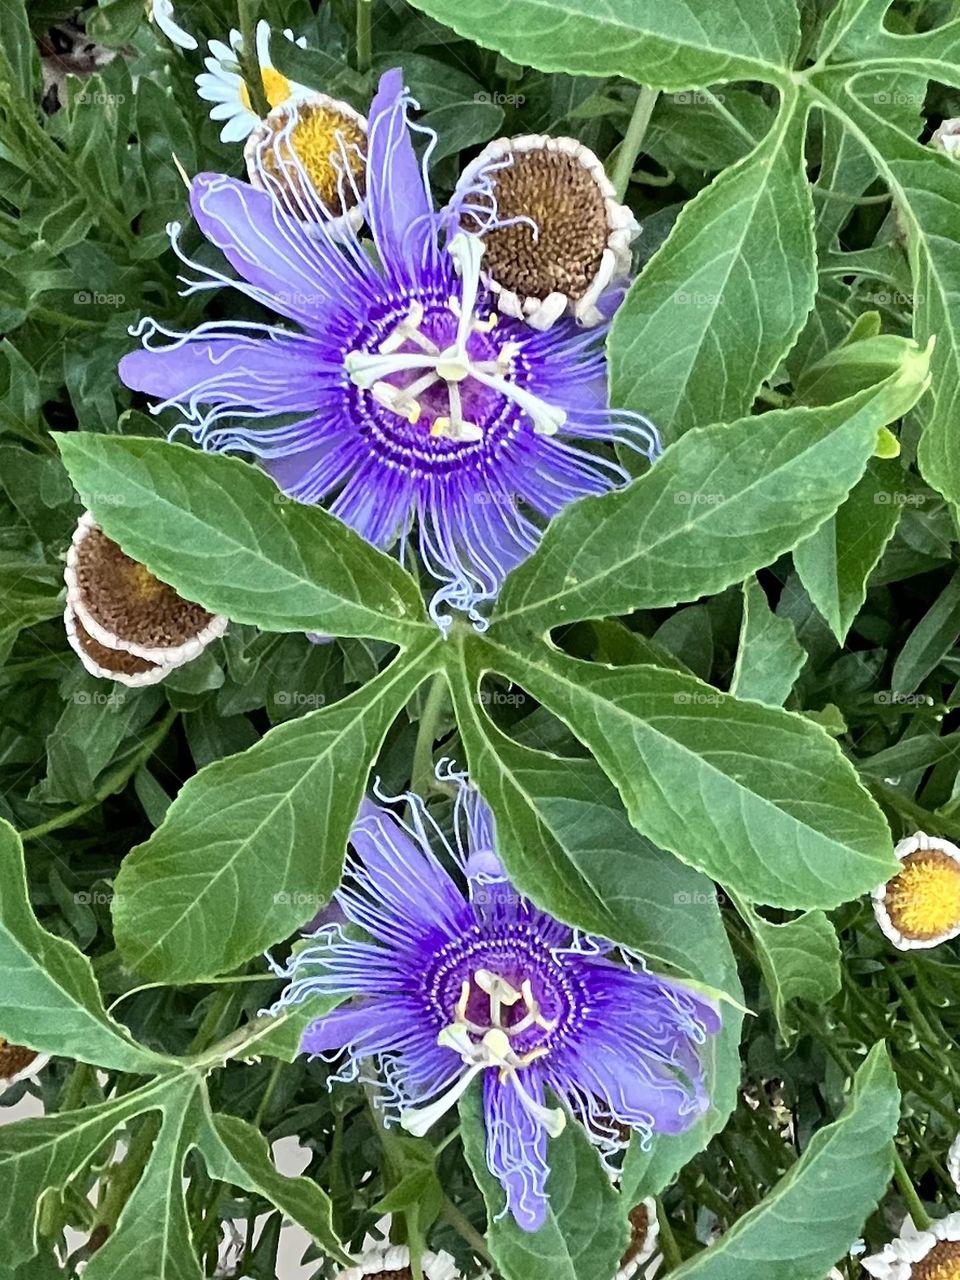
[611,86,659,201]
[188,987,240,1055]
[95,1114,160,1230]
[756,385,791,408]
[20,710,177,842]
[253,1059,283,1128]
[356,0,373,74]
[237,0,269,119]
[892,1149,931,1231]
[656,1197,683,1270]
[440,1196,492,1263]
[58,1062,94,1113]
[410,673,449,797]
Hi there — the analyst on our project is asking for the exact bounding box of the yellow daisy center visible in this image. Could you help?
[886,849,960,941]
[257,99,366,213]
[914,1239,960,1280]
[239,67,292,112]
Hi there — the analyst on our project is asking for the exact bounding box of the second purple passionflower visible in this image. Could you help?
[119,69,658,631]
[271,769,719,1233]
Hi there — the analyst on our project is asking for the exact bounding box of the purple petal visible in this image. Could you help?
[329,456,414,549]
[189,173,370,330]
[302,996,454,1092]
[366,69,441,291]
[119,331,328,414]
[337,799,471,948]
[483,1072,550,1232]
[546,959,719,1137]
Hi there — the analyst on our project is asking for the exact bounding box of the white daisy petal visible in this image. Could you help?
[221,111,259,143]
[150,0,197,49]
[207,39,236,63]
[862,1212,960,1279]
[333,1245,464,1280]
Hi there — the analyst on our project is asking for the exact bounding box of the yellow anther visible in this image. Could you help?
[431,416,451,438]
[473,312,498,333]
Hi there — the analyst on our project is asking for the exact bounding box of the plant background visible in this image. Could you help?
[2,0,960,1277]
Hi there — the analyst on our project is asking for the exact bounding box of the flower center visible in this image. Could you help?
[400,967,567,1140]
[914,1240,960,1280]
[886,849,960,940]
[73,524,215,651]
[345,233,567,443]
[465,145,610,301]
[252,97,367,214]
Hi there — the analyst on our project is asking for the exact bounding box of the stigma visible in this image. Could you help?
[344,233,567,442]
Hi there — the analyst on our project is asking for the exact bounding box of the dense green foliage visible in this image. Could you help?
[3,1,960,1276]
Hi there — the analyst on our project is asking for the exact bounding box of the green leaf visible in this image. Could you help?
[54,433,429,644]
[793,459,903,643]
[82,1078,203,1280]
[730,892,841,1040]
[891,569,960,695]
[0,1078,171,1268]
[0,819,170,1073]
[196,1111,348,1264]
[448,648,734,985]
[492,345,932,636]
[35,685,162,806]
[806,70,960,511]
[669,1044,899,1280]
[111,638,441,983]
[460,1082,629,1280]
[477,640,896,910]
[405,0,797,90]
[731,577,806,707]
[420,101,505,162]
[610,97,816,440]
[0,0,37,99]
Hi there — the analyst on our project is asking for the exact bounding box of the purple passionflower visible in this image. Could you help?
[119,69,659,630]
[271,769,720,1232]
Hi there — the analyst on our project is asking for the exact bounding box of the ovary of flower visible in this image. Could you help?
[344,233,567,440]
[400,968,566,1141]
